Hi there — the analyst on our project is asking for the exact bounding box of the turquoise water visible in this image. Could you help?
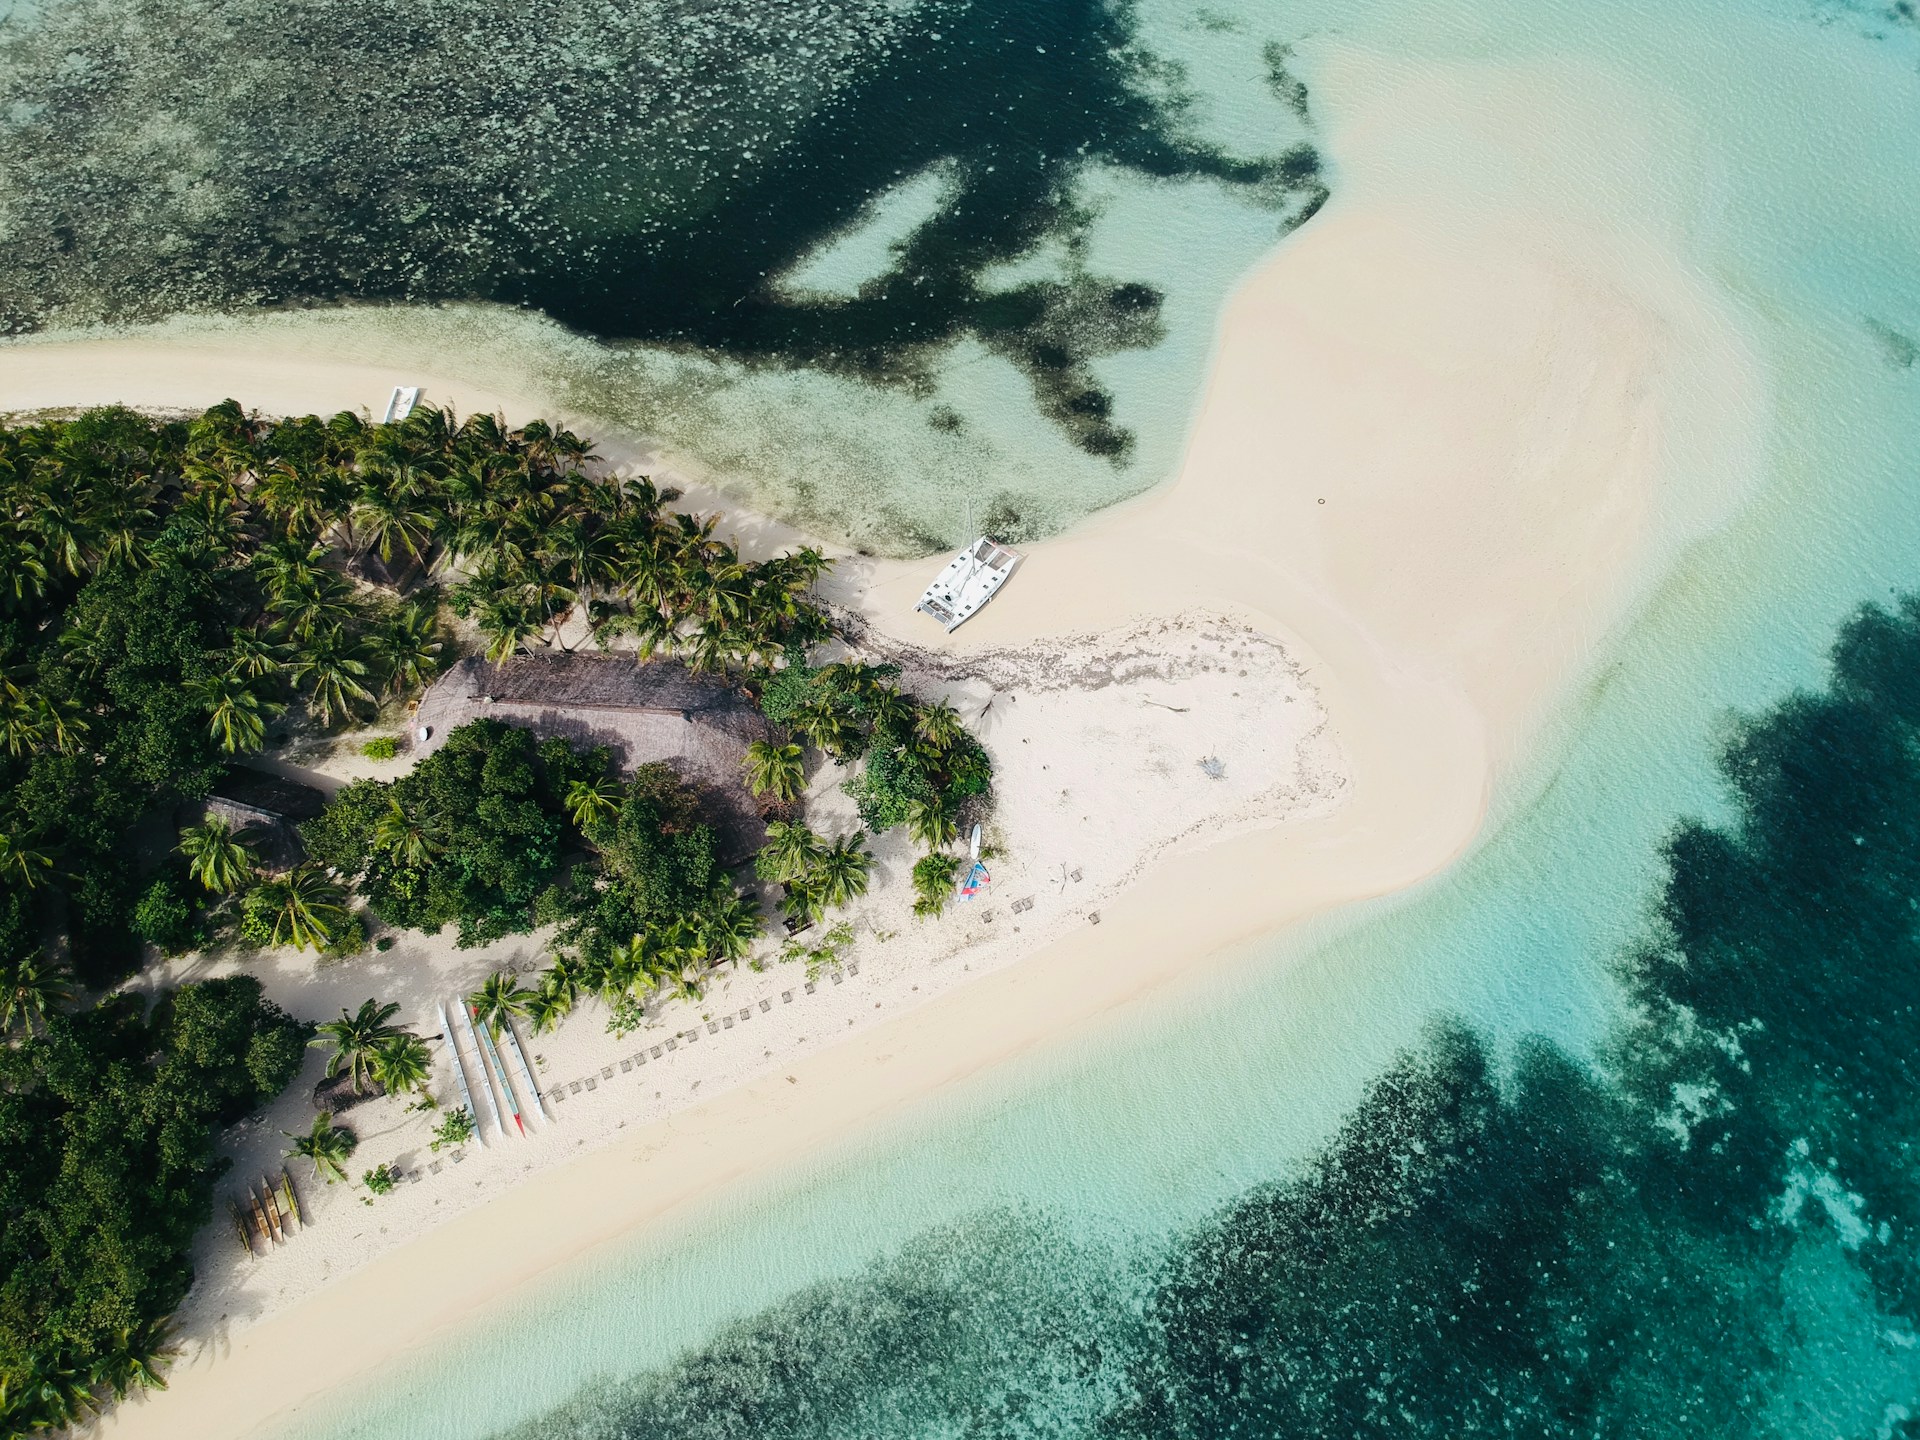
[11,0,1918,1428]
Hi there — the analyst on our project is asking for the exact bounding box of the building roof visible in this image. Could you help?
[453,652,743,716]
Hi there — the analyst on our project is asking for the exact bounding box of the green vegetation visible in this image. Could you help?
[361,1164,396,1197]
[0,403,461,986]
[303,720,595,945]
[755,659,989,838]
[310,997,405,1093]
[361,735,400,761]
[288,1113,357,1185]
[0,977,308,1433]
[430,1106,476,1152]
[911,852,962,918]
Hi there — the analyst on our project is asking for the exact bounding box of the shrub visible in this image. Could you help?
[235,884,279,949]
[430,1106,475,1151]
[757,650,818,725]
[132,876,200,955]
[361,736,399,761]
[362,1164,396,1196]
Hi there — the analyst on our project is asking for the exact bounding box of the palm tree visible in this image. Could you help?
[290,624,374,727]
[99,1318,178,1398]
[366,604,442,697]
[270,571,357,643]
[913,700,965,754]
[370,1032,433,1096]
[26,694,88,754]
[0,826,54,890]
[741,740,806,804]
[0,951,69,1035]
[474,592,543,663]
[256,461,343,540]
[177,818,257,894]
[780,883,825,929]
[759,820,824,884]
[701,891,762,964]
[522,984,568,1035]
[1,534,49,610]
[564,776,622,830]
[352,485,439,566]
[263,865,349,950]
[310,998,405,1092]
[251,538,329,605]
[542,951,587,1007]
[372,797,445,868]
[191,672,278,753]
[468,971,531,1037]
[0,697,44,758]
[8,1349,98,1431]
[911,852,962,918]
[906,795,959,851]
[864,685,915,736]
[226,627,288,681]
[813,833,872,909]
[287,1113,357,1185]
[792,695,855,757]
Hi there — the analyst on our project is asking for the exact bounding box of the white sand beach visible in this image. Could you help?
[0,44,1768,1440]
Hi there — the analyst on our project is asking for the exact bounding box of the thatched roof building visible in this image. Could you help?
[182,765,329,872]
[412,654,774,852]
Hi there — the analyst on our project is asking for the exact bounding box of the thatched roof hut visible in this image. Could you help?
[412,654,774,854]
[183,765,329,872]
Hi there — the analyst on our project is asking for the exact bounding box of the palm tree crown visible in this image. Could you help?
[177,819,257,894]
[310,998,405,1092]
[287,1113,358,1184]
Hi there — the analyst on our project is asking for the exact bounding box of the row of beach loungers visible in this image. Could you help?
[546,965,860,1108]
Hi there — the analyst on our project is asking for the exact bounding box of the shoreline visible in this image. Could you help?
[13,47,1769,1440]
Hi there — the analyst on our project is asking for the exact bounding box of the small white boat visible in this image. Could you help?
[382,386,422,423]
[914,537,1020,632]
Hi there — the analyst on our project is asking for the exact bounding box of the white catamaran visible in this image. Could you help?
[437,1001,488,1148]
[914,536,1021,632]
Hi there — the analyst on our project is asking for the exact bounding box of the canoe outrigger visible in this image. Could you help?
[915,537,1020,632]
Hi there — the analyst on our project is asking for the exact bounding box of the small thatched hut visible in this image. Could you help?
[412,654,775,852]
[183,765,329,872]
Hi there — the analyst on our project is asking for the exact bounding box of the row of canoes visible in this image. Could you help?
[439,996,551,1146]
[229,1170,302,1257]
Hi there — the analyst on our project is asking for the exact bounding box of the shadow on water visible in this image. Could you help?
[493,595,1920,1437]
[0,0,1324,460]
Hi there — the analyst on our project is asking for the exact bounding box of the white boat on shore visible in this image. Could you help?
[382,386,422,423]
[914,536,1020,632]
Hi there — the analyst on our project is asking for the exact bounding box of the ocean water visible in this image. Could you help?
[0,0,1320,551]
[8,0,1918,1429]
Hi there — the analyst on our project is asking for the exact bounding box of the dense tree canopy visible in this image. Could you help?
[0,977,308,1435]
